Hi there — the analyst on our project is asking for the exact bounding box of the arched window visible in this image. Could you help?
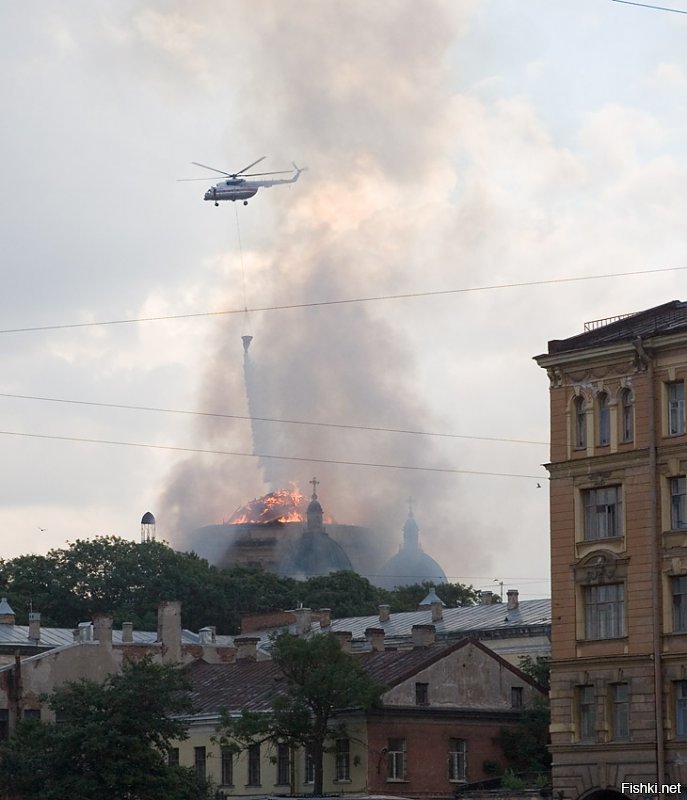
[574,395,586,448]
[598,392,610,446]
[621,388,633,443]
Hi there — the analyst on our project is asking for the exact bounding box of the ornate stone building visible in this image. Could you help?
[535,300,687,800]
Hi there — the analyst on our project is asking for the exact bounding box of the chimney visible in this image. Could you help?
[295,607,312,636]
[378,604,390,623]
[199,627,213,645]
[78,622,93,642]
[234,636,259,661]
[319,608,331,629]
[93,614,113,646]
[209,625,217,643]
[157,601,182,663]
[122,622,134,643]
[431,600,443,622]
[411,624,436,648]
[0,598,15,625]
[365,627,385,652]
[334,631,353,653]
[480,590,495,605]
[507,589,519,611]
[28,612,41,643]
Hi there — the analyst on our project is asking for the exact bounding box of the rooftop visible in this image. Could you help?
[545,299,687,355]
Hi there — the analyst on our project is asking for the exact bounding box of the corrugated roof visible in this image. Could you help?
[249,598,550,655]
[0,624,233,649]
[187,659,284,714]
[328,598,550,644]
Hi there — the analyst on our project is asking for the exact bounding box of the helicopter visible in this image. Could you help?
[179,157,306,205]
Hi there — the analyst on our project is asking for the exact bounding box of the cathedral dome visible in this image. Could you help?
[278,531,353,579]
[373,503,447,590]
[278,479,354,579]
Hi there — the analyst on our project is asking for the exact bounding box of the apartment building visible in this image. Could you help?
[535,300,687,800]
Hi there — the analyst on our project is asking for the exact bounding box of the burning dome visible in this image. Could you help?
[374,504,447,590]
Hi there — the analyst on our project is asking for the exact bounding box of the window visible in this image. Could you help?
[583,486,623,540]
[621,389,633,442]
[677,681,687,737]
[673,576,687,632]
[585,583,625,639]
[578,685,595,741]
[335,738,350,782]
[0,709,7,741]
[611,683,629,740]
[671,478,687,530]
[415,682,429,706]
[194,746,206,781]
[168,747,179,767]
[511,687,524,708]
[247,743,261,786]
[575,396,586,448]
[304,748,315,785]
[221,747,234,786]
[448,738,467,782]
[598,392,610,446]
[276,743,290,785]
[669,381,686,436]
[387,737,406,781]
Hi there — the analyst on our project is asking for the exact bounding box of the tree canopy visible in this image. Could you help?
[218,632,385,795]
[0,538,477,634]
[0,655,210,800]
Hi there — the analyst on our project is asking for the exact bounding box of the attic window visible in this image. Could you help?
[415,682,429,706]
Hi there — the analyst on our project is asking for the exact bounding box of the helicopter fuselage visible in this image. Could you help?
[204,180,258,203]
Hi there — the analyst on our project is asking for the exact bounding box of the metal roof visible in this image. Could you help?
[249,598,550,655]
[545,299,687,355]
[0,623,233,650]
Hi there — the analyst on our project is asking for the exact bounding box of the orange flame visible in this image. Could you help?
[228,485,307,525]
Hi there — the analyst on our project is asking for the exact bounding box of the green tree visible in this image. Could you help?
[300,570,386,617]
[0,655,210,800]
[517,654,551,691]
[218,632,384,795]
[0,537,236,632]
[500,655,551,775]
[387,580,479,612]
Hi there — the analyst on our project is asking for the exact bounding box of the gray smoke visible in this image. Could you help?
[159,1,490,577]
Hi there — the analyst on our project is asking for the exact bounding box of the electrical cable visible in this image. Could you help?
[611,0,687,13]
[1,265,685,335]
[0,429,547,479]
[0,392,548,446]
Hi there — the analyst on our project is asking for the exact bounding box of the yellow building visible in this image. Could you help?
[535,301,687,800]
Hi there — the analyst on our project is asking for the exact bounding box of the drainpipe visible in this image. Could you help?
[634,337,664,786]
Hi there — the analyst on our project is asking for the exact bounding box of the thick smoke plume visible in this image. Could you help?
[160,1,487,576]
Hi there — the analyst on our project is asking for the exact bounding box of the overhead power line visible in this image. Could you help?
[1,266,685,335]
[0,430,546,479]
[0,392,548,446]
[611,0,687,13]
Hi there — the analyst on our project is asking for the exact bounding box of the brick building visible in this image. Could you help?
[535,301,687,799]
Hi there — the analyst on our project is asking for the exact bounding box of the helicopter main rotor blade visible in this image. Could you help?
[190,162,233,177]
[242,170,295,177]
[177,176,224,182]
[235,156,267,176]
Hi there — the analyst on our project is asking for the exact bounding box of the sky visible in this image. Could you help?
[2,0,687,601]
